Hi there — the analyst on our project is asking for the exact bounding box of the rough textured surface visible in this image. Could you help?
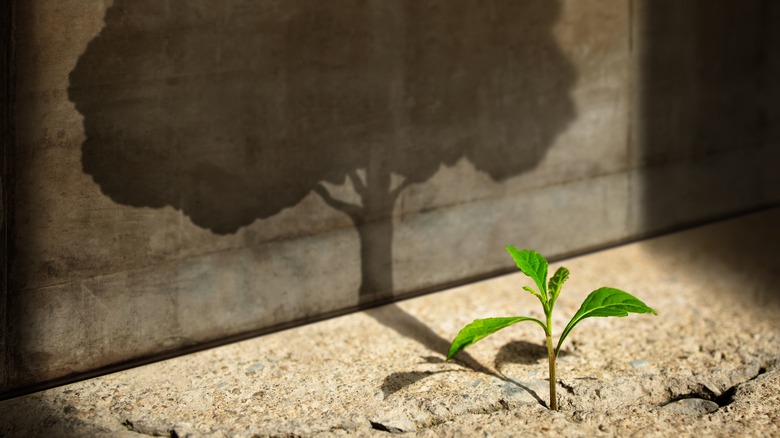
[2,209,778,436]
[5,0,780,395]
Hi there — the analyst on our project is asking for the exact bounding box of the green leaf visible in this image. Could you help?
[548,266,569,306]
[505,246,549,300]
[522,285,543,300]
[556,287,657,356]
[447,317,546,361]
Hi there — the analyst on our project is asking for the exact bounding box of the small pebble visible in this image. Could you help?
[701,380,722,397]
[247,363,265,372]
[662,398,719,415]
[630,359,648,368]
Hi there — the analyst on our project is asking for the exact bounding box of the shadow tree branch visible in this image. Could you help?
[314,183,363,223]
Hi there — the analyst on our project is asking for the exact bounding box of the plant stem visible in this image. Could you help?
[545,314,558,410]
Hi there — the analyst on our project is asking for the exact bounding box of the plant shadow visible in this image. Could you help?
[381,369,460,399]
[365,304,493,375]
[372,305,546,407]
[380,366,546,407]
[493,340,571,370]
[494,340,548,368]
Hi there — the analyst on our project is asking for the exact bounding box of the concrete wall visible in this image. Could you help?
[3,0,779,396]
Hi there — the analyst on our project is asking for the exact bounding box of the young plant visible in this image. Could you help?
[447,247,657,411]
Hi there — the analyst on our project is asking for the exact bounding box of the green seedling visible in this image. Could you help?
[447,247,657,410]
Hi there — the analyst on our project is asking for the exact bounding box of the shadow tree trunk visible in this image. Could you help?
[315,163,405,304]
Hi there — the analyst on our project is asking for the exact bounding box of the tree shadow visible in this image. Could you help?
[62,0,576,402]
[69,0,576,305]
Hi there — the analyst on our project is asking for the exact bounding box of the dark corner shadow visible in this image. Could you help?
[639,1,780,306]
[0,394,79,436]
[67,0,576,304]
[371,305,546,407]
[642,208,780,310]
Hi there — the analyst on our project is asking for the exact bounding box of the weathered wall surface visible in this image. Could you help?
[3,0,779,396]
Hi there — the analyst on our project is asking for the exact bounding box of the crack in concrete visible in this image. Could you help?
[121,418,170,437]
[660,360,773,409]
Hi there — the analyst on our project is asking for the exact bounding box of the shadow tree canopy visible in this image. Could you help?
[69,0,575,302]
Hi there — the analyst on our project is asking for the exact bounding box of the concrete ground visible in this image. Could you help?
[2,208,779,437]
